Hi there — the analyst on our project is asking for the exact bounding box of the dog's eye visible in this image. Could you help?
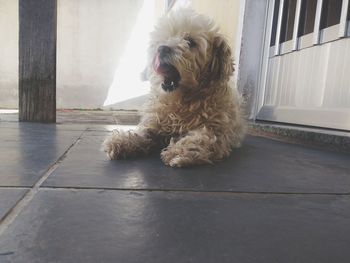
[186,38,196,48]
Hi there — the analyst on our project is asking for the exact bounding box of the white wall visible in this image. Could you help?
[0,0,18,108]
[0,0,242,110]
[189,0,241,57]
[0,0,164,110]
[57,0,157,109]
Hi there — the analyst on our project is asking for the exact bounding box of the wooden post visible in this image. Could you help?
[19,0,57,122]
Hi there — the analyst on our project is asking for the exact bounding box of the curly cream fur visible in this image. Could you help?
[103,8,246,167]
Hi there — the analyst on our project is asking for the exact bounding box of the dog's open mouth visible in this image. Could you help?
[154,54,180,92]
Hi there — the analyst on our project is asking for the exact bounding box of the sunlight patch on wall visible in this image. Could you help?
[103,0,155,106]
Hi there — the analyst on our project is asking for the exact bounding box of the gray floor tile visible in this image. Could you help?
[0,122,88,131]
[0,124,82,187]
[44,132,350,193]
[0,189,349,263]
[0,188,28,220]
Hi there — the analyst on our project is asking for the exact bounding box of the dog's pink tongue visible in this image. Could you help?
[154,54,161,73]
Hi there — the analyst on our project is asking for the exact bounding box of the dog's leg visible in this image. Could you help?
[103,128,156,160]
[161,127,230,167]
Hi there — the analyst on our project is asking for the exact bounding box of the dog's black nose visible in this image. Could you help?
[158,45,171,56]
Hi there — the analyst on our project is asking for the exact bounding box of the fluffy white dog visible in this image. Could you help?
[103,8,246,167]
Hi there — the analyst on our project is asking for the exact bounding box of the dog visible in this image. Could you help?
[103,8,246,167]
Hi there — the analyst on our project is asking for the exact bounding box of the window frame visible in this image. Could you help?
[319,0,346,43]
[268,0,350,58]
[298,0,318,49]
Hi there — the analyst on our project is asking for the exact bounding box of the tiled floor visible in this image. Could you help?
[0,121,349,263]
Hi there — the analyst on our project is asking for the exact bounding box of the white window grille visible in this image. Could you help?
[256,0,350,130]
[269,0,350,57]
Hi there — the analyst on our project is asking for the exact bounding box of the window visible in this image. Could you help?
[347,0,350,36]
[270,0,281,47]
[280,0,297,43]
[269,0,350,56]
[320,0,343,29]
[298,0,318,36]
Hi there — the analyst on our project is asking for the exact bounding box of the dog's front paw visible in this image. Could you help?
[160,147,175,166]
[160,148,192,168]
[103,130,134,160]
[103,133,124,160]
[161,141,213,168]
[103,129,156,160]
[168,156,189,168]
[162,154,193,168]
[161,152,183,167]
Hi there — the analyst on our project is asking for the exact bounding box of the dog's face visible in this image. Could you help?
[144,9,234,93]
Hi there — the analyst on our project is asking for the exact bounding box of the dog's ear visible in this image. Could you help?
[210,35,234,81]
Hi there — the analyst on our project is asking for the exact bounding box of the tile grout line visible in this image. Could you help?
[1,185,349,196]
[38,186,350,196]
[0,129,87,236]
